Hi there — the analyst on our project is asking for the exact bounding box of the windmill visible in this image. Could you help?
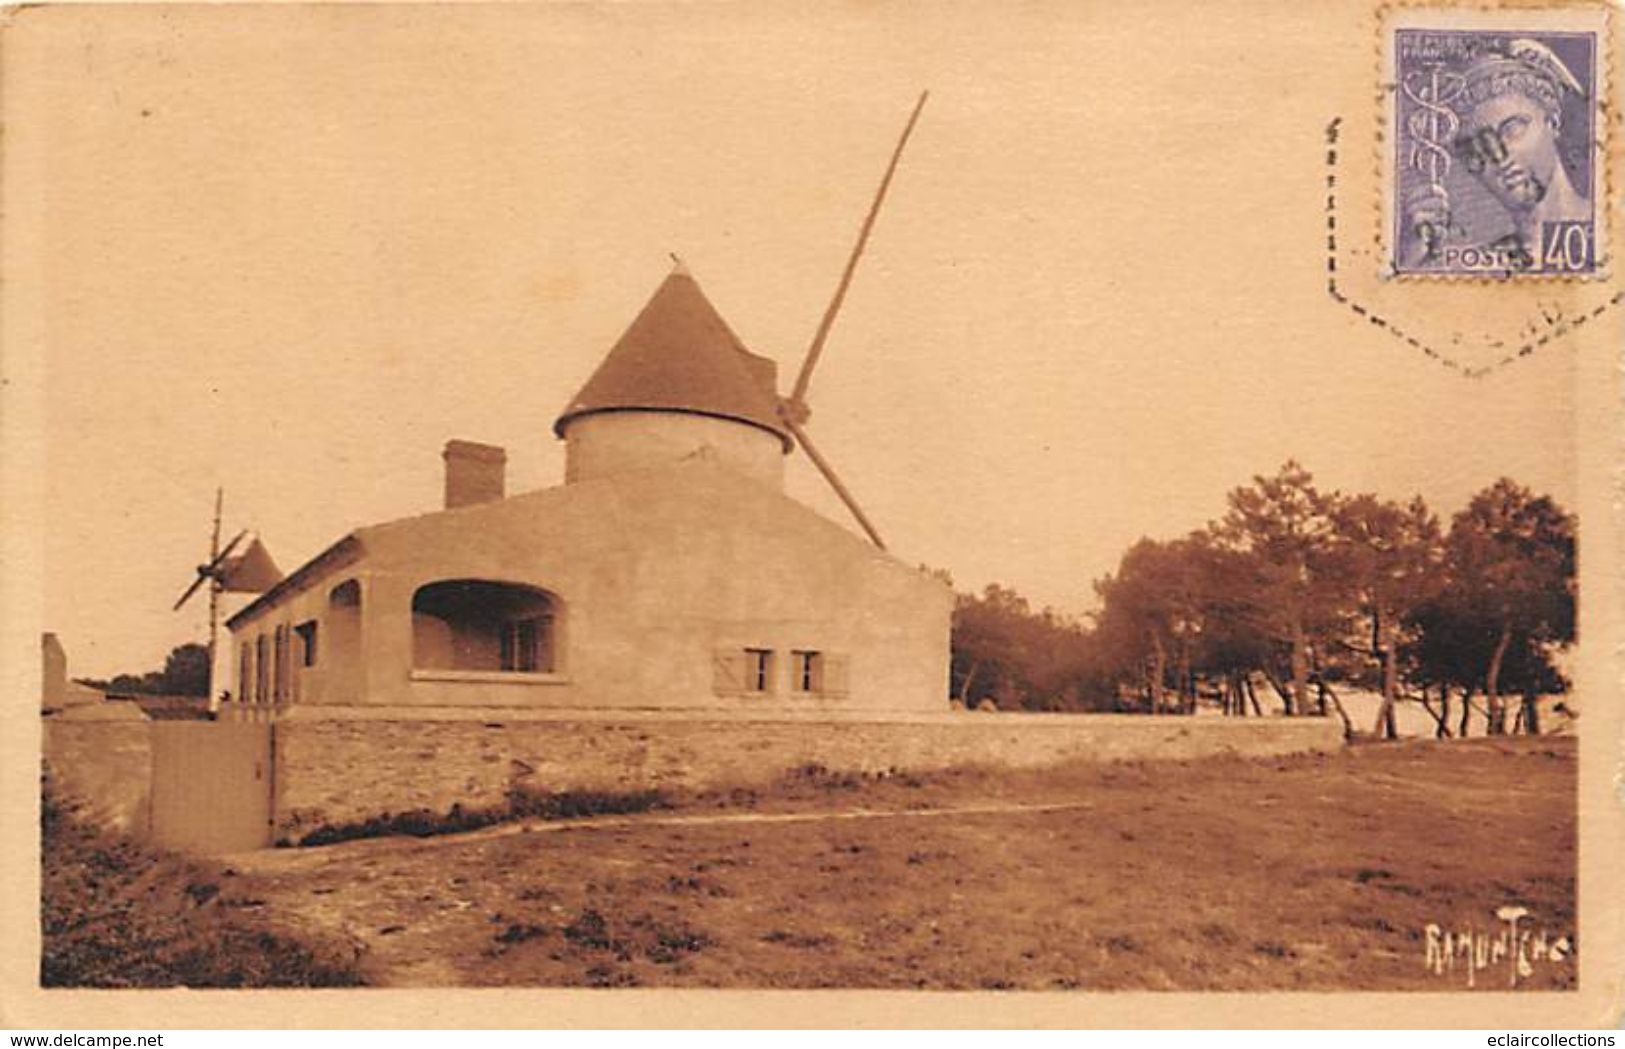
[173,487,281,707]
[775,90,930,552]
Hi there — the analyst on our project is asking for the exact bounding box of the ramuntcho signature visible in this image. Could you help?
[1424,906,1573,988]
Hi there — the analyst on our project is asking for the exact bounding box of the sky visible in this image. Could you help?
[15,0,1589,678]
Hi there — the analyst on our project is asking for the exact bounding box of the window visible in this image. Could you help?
[239,642,252,702]
[744,648,773,693]
[792,650,823,693]
[411,580,559,674]
[713,647,784,697]
[500,615,553,672]
[295,620,319,667]
[255,634,269,703]
[273,624,290,701]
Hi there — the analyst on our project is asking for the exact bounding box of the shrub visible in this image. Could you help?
[296,787,669,847]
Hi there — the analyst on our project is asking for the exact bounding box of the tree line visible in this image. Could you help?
[946,462,1576,738]
[80,642,211,697]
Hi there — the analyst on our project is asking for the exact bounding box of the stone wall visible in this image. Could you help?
[271,707,1344,840]
[42,707,154,835]
[40,705,1346,848]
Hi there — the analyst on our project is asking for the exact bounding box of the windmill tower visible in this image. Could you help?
[555,93,929,545]
[172,488,282,710]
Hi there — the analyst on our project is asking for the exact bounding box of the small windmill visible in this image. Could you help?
[173,487,281,706]
[776,91,930,551]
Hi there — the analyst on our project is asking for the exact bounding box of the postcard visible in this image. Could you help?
[1,0,1620,1030]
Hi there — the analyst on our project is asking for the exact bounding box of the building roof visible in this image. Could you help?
[553,266,793,450]
[231,452,921,628]
[224,534,363,630]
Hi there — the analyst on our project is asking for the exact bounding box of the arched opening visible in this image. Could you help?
[321,579,363,701]
[411,580,559,674]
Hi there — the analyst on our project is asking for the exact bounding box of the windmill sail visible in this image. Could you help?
[778,91,930,550]
[789,90,930,410]
[782,417,887,549]
[173,528,247,610]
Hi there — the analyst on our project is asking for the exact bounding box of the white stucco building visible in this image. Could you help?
[225,266,952,714]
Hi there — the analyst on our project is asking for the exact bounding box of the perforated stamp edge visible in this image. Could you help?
[1375,1,1615,282]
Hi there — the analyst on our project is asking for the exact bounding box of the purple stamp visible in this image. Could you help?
[1384,8,1606,277]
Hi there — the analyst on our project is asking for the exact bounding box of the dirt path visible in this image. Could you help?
[218,737,1576,990]
[230,799,1102,875]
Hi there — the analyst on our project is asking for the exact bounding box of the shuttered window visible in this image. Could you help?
[715,647,850,698]
[712,648,750,696]
[744,649,773,692]
[792,651,822,693]
[821,653,851,697]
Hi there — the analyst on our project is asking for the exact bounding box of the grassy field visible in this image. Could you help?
[40,782,363,987]
[172,735,1576,990]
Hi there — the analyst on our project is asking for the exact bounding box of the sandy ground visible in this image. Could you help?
[214,736,1575,990]
[1282,688,1576,740]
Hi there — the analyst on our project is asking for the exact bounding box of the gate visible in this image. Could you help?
[149,721,273,853]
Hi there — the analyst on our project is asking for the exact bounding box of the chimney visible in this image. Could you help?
[442,440,506,509]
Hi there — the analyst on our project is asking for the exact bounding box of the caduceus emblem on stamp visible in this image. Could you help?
[1385,7,1606,277]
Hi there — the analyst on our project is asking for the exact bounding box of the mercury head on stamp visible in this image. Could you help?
[1392,23,1599,277]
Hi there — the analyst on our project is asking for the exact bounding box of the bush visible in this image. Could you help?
[296,787,670,847]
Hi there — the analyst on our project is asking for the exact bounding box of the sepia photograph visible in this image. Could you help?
[1,0,1620,1031]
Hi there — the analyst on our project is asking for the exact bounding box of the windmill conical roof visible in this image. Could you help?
[553,267,792,449]
[218,536,283,593]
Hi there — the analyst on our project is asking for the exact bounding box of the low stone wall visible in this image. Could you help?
[271,707,1344,840]
[40,705,1346,848]
[42,706,154,835]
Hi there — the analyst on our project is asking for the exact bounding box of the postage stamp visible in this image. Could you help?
[1383,6,1609,278]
